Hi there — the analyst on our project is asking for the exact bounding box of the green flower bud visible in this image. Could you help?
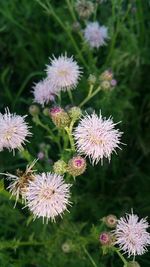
[68,106,82,121]
[101,80,111,90]
[50,107,70,128]
[53,160,67,175]
[29,105,40,116]
[61,241,72,253]
[67,156,87,177]
[88,74,96,85]
[43,107,49,116]
[102,214,117,228]
[126,262,140,267]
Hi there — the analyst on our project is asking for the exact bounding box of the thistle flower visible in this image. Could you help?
[75,0,94,19]
[103,214,117,228]
[46,55,81,91]
[1,160,37,204]
[84,22,108,48]
[114,213,150,257]
[74,112,122,165]
[99,232,112,246]
[26,172,71,222]
[0,109,31,152]
[33,79,56,106]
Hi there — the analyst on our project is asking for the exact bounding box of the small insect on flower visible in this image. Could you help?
[26,172,71,223]
[114,212,150,257]
[74,112,122,165]
[46,54,82,91]
[33,78,56,106]
[0,108,32,152]
[84,22,109,48]
[1,160,37,205]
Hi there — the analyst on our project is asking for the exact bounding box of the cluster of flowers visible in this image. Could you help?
[99,212,150,265]
[75,0,109,49]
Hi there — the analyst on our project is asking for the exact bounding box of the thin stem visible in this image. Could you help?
[67,89,74,104]
[65,0,77,22]
[65,126,75,152]
[115,248,128,266]
[82,246,98,267]
[79,85,101,108]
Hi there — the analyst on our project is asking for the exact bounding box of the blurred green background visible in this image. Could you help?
[0,0,150,266]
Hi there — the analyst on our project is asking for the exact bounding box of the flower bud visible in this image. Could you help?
[68,106,82,121]
[101,80,111,90]
[126,262,140,267]
[72,21,81,32]
[37,151,45,160]
[29,105,40,116]
[67,156,87,177]
[99,232,112,246]
[88,74,96,85]
[43,107,49,116]
[61,241,72,253]
[50,107,70,128]
[75,0,94,19]
[103,214,117,228]
[53,160,67,175]
[100,70,113,81]
[110,79,117,87]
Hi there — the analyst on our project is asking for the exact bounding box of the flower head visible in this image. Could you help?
[74,112,122,165]
[2,160,37,204]
[84,22,108,48]
[0,109,31,152]
[67,155,87,177]
[33,78,56,106]
[26,172,71,222]
[75,0,94,19]
[46,54,81,91]
[114,213,150,257]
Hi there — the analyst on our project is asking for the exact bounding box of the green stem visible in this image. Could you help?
[114,248,128,266]
[79,85,101,108]
[65,0,77,22]
[67,89,74,104]
[65,126,75,152]
[82,246,98,267]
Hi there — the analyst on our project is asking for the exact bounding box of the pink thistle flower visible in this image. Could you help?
[0,109,31,152]
[46,54,82,91]
[114,213,150,257]
[26,172,71,222]
[74,112,122,165]
[84,22,108,48]
[33,78,56,106]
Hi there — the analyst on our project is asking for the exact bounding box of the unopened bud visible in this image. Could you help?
[101,80,111,90]
[61,241,72,253]
[29,105,40,116]
[43,107,49,116]
[72,21,81,32]
[88,74,96,85]
[37,151,45,160]
[110,79,117,87]
[75,0,94,19]
[53,160,67,175]
[126,262,140,267]
[68,106,82,121]
[99,232,112,246]
[103,214,117,228]
[67,156,87,177]
[50,107,70,128]
[100,70,113,81]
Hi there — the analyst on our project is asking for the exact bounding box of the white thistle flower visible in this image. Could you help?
[33,78,56,106]
[74,112,122,165]
[84,22,108,48]
[114,213,150,257]
[46,54,81,91]
[26,172,71,222]
[0,109,31,152]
